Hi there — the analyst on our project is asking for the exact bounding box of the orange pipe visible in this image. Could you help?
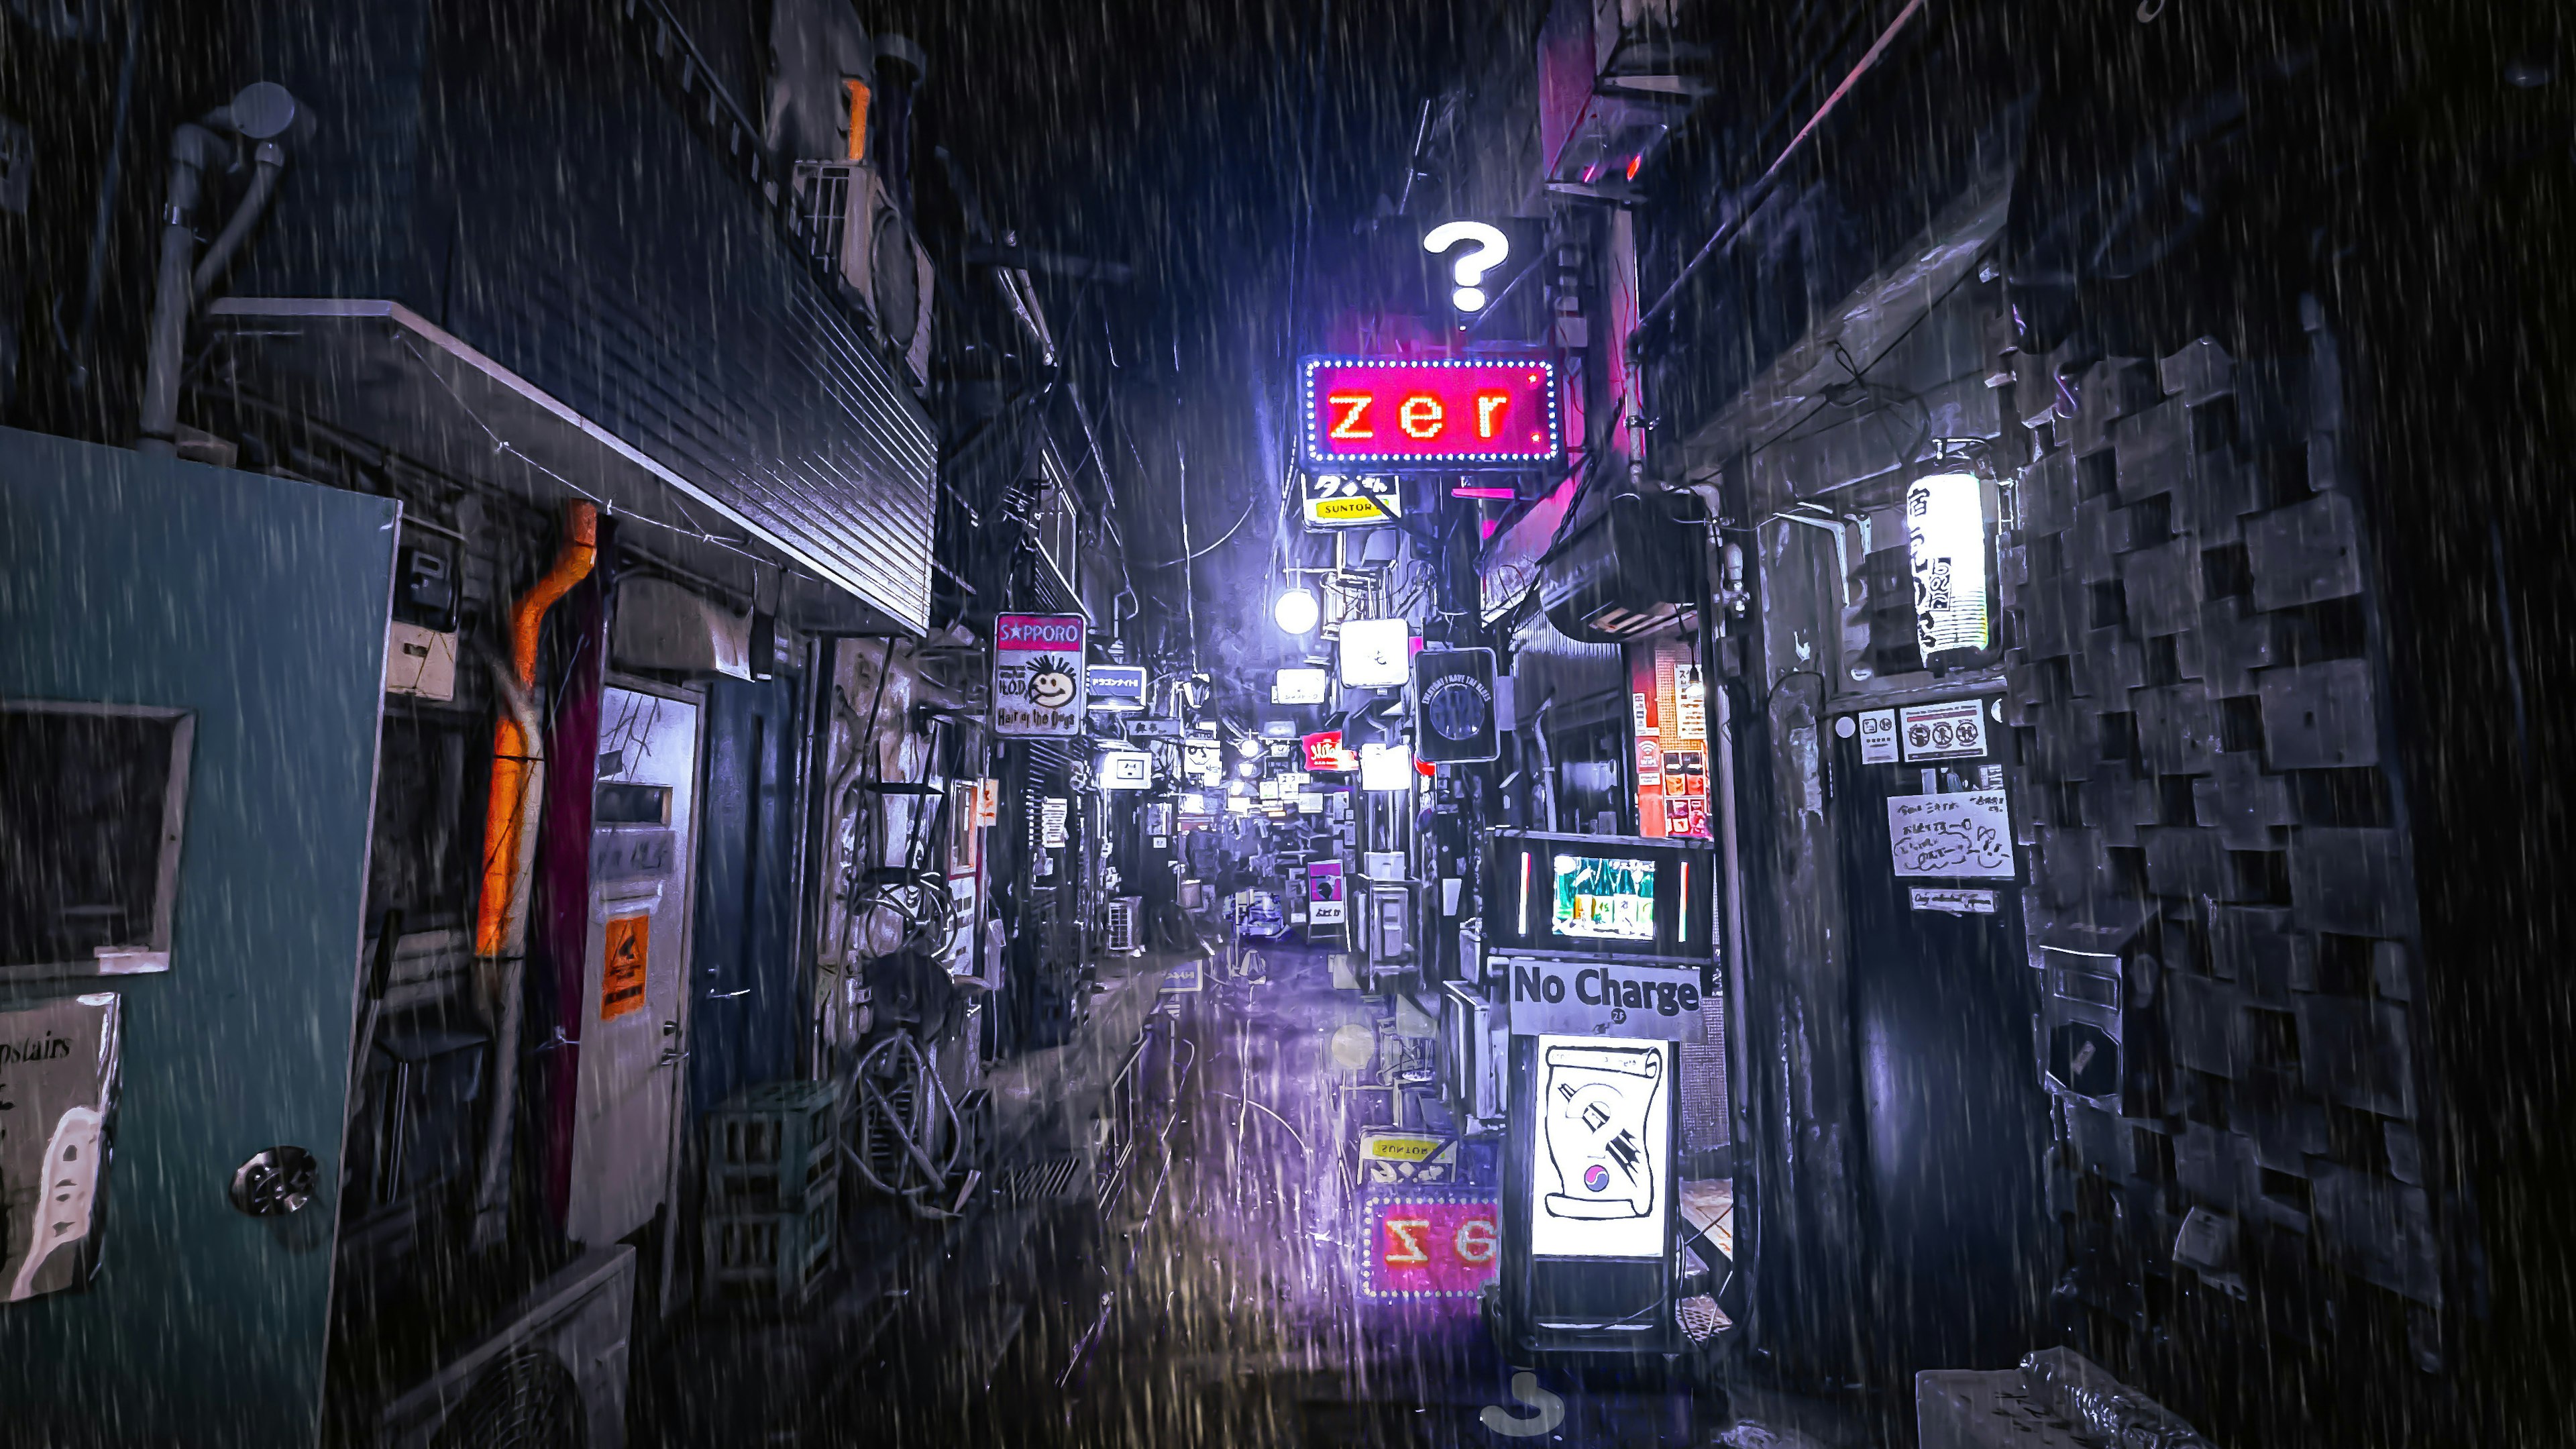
[476,502,598,959]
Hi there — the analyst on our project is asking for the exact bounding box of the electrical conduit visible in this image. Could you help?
[470,502,597,1250]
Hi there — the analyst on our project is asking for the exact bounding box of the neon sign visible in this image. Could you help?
[1300,356,1562,470]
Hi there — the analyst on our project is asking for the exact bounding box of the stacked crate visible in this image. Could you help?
[702,1080,841,1307]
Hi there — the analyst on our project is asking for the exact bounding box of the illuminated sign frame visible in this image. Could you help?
[1525,1035,1672,1261]
[1299,356,1564,470]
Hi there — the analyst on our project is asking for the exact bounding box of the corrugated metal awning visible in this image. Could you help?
[203,297,936,637]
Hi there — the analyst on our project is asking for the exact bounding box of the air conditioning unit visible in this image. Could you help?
[794,159,936,388]
[1540,490,1705,643]
[376,1246,635,1448]
[1105,896,1143,955]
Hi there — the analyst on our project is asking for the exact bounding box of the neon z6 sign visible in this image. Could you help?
[1301,357,1562,470]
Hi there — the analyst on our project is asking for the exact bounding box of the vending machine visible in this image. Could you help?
[1479,829,1716,1356]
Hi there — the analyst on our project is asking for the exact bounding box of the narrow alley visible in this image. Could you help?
[3,2,2574,1447]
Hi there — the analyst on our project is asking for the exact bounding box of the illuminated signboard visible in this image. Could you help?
[1358,1187,1499,1303]
[1301,472,1403,527]
[1302,729,1357,773]
[1273,667,1330,704]
[1097,750,1151,790]
[1527,1036,1672,1260]
[991,613,1086,737]
[1300,357,1562,470]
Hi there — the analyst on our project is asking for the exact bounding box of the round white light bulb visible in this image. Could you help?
[1273,587,1321,635]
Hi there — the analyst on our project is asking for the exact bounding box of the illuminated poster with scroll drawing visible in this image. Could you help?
[1527,1036,1670,1260]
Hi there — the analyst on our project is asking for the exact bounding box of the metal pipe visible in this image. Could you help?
[137,82,303,455]
[136,121,229,455]
[468,502,596,1250]
[1531,694,1558,832]
[474,502,599,959]
[191,141,282,301]
[470,660,545,1250]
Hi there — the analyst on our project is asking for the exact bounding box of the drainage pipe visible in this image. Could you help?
[470,502,598,1249]
[136,80,301,456]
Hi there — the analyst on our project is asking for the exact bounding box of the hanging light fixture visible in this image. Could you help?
[1273,586,1322,635]
[1904,467,1990,662]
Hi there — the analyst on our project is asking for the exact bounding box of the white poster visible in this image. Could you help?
[1529,1036,1670,1260]
[1858,709,1898,764]
[1898,698,1988,761]
[991,613,1087,737]
[1,993,120,1301]
[1909,885,1999,914]
[1039,797,1069,849]
[1887,791,2016,879]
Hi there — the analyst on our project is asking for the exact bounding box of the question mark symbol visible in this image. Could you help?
[1424,221,1510,313]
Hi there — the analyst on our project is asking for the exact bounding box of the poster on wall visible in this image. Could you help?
[1527,1036,1670,1260]
[991,614,1086,737]
[1629,639,1709,839]
[1307,861,1348,926]
[1,992,121,1301]
[1886,792,2015,879]
[1040,797,1070,850]
[1898,698,1988,761]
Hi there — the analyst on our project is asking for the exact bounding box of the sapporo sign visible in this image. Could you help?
[991,614,1086,737]
[1503,955,1708,1042]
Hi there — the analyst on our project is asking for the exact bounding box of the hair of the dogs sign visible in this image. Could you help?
[1502,956,1709,1042]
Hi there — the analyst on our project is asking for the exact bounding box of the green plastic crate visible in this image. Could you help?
[704,1079,841,1212]
[702,1175,837,1306]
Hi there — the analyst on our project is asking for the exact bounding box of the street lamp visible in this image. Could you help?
[1273,586,1321,635]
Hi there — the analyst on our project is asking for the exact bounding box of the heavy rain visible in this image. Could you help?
[0,1,2571,1446]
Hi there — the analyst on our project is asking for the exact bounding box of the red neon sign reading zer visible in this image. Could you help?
[1301,357,1562,469]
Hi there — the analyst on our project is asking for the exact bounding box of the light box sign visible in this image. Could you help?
[1358,1187,1499,1303]
[1086,664,1146,711]
[991,614,1085,737]
[1527,1036,1672,1260]
[1303,729,1357,773]
[1504,955,1709,1042]
[1273,667,1330,705]
[1302,472,1403,527]
[1301,357,1563,470]
[1099,750,1151,790]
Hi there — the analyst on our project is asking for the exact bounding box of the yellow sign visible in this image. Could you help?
[1360,1133,1445,1162]
[601,913,650,1020]
[1309,494,1400,523]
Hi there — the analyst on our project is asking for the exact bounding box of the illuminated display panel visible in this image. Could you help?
[1527,1036,1671,1259]
[1301,357,1562,469]
[1552,854,1658,941]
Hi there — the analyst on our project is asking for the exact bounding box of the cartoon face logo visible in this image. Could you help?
[1583,1164,1611,1193]
[1024,655,1078,710]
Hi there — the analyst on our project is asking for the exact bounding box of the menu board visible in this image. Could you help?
[1630,638,1709,839]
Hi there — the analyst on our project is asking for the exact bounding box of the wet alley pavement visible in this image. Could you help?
[733,940,1762,1449]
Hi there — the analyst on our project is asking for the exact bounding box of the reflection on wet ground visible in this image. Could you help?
[801,943,1719,1448]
